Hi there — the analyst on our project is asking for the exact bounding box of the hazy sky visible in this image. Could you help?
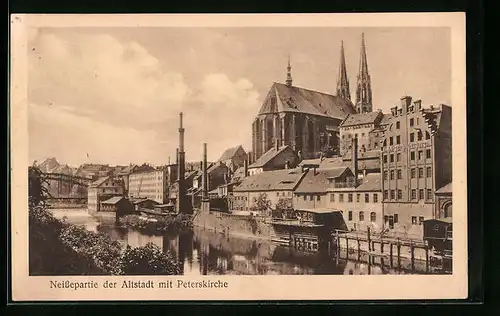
[27,27,451,167]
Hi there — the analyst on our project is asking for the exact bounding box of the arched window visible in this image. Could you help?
[370,212,376,222]
[444,202,452,218]
[425,131,431,140]
[359,211,365,221]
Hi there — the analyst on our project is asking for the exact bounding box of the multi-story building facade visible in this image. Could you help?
[87,176,124,213]
[380,97,452,237]
[325,173,383,232]
[293,166,354,210]
[128,169,169,204]
[339,111,386,156]
[231,168,307,212]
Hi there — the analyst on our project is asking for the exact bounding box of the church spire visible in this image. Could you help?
[336,40,351,101]
[355,33,373,113]
[285,53,293,86]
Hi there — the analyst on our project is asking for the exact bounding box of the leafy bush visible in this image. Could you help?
[118,243,180,275]
[120,213,193,234]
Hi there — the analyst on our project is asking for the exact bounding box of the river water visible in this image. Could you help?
[51,209,433,275]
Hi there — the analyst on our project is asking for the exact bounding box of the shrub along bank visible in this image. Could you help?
[119,213,193,234]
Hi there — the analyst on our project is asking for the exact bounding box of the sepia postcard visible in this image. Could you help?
[10,13,467,301]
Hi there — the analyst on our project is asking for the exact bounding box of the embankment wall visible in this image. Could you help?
[193,210,275,241]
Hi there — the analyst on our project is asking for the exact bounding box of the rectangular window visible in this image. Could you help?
[339,194,344,202]
[426,166,432,178]
[390,190,395,200]
[370,212,376,222]
[394,214,399,223]
[418,131,423,141]
[317,195,321,201]
[390,170,395,180]
[356,194,360,202]
[330,193,335,202]
[410,133,415,142]
[410,151,415,161]
[411,189,416,200]
[348,211,352,221]
[390,154,394,163]
[410,118,414,126]
[373,193,378,203]
[384,190,388,200]
[397,153,401,162]
[389,137,393,146]
[276,192,280,197]
[348,193,353,202]
[411,168,416,178]
[396,135,401,145]
[383,171,388,180]
[309,195,313,201]
[419,216,425,225]
[426,149,431,159]
[397,169,402,179]
[397,190,402,200]
[427,189,433,200]
[418,168,424,178]
[362,194,368,203]
[418,150,423,160]
[412,216,417,225]
[383,155,388,163]
[396,121,400,129]
[419,189,424,200]
[303,195,307,201]
[359,211,364,222]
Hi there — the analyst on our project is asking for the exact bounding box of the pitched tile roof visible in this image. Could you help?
[436,182,452,194]
[249,145,295,168]
[295,167,350,194]
[257,82,356,120]
[101,196,125,205]
[355,173,382,191]
[218,145,245,161]
[234,168,306,192]
[340,111,384,127]
[299,157,346,170]
[89,176,110,188]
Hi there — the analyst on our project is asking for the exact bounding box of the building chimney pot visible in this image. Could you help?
[351,136,359,183]
[244,159,249,177]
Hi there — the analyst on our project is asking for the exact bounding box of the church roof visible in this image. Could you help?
[257,82,356,120]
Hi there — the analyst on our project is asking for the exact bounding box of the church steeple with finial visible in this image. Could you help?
[355,33,373,113]
[285,53,293,86]
[336,40,351,101]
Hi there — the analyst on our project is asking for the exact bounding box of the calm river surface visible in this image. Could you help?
[51,209,430,275]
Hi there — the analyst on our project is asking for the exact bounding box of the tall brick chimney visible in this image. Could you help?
[244,158,248,177]
[176,112,190,214]
[202,143,208,201]
[351,135,358,182]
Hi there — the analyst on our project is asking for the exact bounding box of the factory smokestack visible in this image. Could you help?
[351,135,359,184]
[176,112,190,214]
[202,143,208,201]
[244,158,249,177]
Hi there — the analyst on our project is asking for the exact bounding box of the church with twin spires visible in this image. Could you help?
[251,33,374,161]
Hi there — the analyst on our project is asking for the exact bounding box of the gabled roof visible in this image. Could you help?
[249,145,294,169]
[234,168,306,192]
[436,182,452,194]
[355,173,382,191]
[343,150,381,160]
[299,157,346,170]
[101,196,126,205]
[294,169,337,194]
[89,176,110,188]
[340,111,383,127]
[257,82,356,120]
[218,145,246,161]
[131,198,159,205]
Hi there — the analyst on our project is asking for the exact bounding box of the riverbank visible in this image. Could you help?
[31,206,181,275]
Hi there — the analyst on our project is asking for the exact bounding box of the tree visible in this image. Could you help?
[118,243,180,275]
[250,193,272,215]
[28,166,51,208]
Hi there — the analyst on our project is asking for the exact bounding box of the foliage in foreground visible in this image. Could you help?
[28,165,180,275]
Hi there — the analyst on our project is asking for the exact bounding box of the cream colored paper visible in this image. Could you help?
[10,13,467,301]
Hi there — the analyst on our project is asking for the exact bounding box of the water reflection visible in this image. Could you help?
[52,209,437,275]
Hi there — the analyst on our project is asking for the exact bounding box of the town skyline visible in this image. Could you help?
[28,27,451,166]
